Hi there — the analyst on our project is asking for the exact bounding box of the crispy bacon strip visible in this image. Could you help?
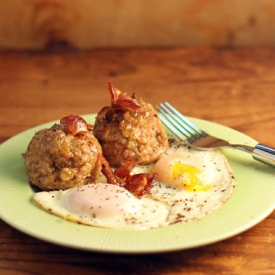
[99,154,118,185]
[60,115,93,135]
[108,82,140,110]
[96,83,141,122]
[123,172,158,198]
[113,156,139,179]
[100,155,157,198]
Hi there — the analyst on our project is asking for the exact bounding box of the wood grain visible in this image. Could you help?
[1,47,275,275]
[1,1,275,49]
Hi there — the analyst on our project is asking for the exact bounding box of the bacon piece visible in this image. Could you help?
[99,154,119,185]
[60,115,93,135]
[108,82,140,110]
[100,155,157,198]
[114,157,139,179]
[123,172,158,198]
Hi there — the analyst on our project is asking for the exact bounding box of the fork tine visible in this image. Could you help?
[156,102,207,142]
[155,106,188,140]
[162,102,206,136]
[158,103,194,137]
[156,104,189,137]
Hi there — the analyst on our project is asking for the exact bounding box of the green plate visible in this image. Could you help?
[0,114,275,254]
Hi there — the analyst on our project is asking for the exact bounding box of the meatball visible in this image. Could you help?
[93,83,169,167]
[24,122,102,191]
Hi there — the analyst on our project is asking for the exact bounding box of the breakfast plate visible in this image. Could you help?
[0,114,275,254]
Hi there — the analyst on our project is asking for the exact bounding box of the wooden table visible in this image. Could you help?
[1,47,275,275]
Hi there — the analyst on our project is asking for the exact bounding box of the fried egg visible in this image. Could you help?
[33,183,170,230]
[32,139,236,230]
[152,140,229,191]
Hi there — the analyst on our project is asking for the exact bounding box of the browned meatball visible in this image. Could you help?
[93,84,169,167]
[24,122,102,191]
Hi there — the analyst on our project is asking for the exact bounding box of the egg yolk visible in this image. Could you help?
[153,152,211,191]
[171,162,210,192]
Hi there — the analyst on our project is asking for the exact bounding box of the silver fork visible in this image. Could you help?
[156,102,275,167]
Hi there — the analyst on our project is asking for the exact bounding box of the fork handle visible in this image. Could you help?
[252,144,275,167]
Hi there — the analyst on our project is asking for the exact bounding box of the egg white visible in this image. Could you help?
[148,139,236,224]
[33,183,170,230]
[32,139,236,230]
